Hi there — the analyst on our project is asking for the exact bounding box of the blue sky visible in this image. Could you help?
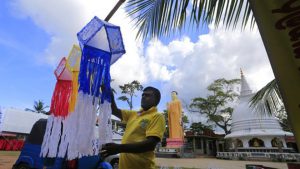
[0,1,54,109]
[0,0,205,111]
[0,0,275,125]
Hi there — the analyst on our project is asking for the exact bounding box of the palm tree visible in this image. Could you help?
[25,100,49,114]
[249,79,281,115]
[126,0,255,39]
[250,80,292,132]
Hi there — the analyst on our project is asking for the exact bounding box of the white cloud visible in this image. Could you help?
[10,0,275,112]
[144,25,274,106]
[11,0,148,85]
[144,37,196,82]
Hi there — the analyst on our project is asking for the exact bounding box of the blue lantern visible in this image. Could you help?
[77,16,125,65]
[77,16,125,100]
[70,16,125,157]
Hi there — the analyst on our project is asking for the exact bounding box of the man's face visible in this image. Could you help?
[141,90,156,111]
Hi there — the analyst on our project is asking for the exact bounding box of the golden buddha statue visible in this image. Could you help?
[167,91,184,140]
[253,139,260,147]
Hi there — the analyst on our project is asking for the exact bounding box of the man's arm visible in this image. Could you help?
[111,91,122,120]
[101,136,160,157]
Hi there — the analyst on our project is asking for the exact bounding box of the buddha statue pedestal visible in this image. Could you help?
[156,138,185,158]
[166,138,184,148]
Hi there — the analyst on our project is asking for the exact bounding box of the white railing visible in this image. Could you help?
[217,152,300,161]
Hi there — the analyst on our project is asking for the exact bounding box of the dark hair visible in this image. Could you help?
[171,91,178,95]
[144,86,161,106]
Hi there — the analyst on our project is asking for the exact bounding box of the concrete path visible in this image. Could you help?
[156,158,288,169]
[0,151,288,169]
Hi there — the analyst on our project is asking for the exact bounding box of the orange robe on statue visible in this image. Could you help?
[167,100,184,140]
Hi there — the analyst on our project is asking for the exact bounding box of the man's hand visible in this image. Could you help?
[100,143,121,158]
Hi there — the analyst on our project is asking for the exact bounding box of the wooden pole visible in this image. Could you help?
[105,0,126,22]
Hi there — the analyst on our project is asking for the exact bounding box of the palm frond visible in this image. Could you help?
[126,0,255,40]
[126,0,189,39]
[250,79,283,116]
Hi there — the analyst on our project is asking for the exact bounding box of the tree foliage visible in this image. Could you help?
[250,79,292,132]
[190,78,240,134]
[118,80,143,110]
[190,122,212,134]
[250,79,282,115]
[182,114,189,129]
[276,110,292,132]
[25,100,49,114]
[126,0,255,39]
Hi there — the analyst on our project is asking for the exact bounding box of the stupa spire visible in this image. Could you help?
[240,68,252,96]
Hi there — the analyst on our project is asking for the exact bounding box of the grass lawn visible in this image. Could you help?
[0,151,20,156]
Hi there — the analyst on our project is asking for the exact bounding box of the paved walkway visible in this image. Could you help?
[156,158,288,169]
[0,151,288,169]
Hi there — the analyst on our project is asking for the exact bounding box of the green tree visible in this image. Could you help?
[118,80,143,110]
[25,100,49,114]
[190,78,240,135]
[182,113,189,129]
[126,0,254,39]
[250,79,281,115]
[162,110,169,137]
[276,111,292,132]
[250,79,292,132]
[190,122,212,134]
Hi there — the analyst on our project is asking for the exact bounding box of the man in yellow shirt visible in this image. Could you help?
[101,86,165,169]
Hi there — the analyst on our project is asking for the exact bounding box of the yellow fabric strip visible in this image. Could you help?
[68,71,79,113]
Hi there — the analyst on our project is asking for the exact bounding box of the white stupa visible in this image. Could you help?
[225,70,293,152]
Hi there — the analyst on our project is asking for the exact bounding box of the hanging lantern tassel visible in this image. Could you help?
[57,45,82,158]
[41,57,72,158]
[67,16,126,158]
[75,52,112,156]
[66,45,81,113]
[97,100,113,147]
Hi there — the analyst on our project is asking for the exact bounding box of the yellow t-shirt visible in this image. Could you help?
[119,107,165,169]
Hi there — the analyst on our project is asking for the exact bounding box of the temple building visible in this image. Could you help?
[225,71,294,153]
[184,129,225,157]
[216,71,300,162]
